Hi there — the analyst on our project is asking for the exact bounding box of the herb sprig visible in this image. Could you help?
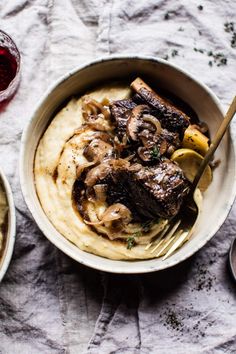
[193,47,228,67]
[127,237,135,250]
[150,146,160,160]
[224,22,236,48]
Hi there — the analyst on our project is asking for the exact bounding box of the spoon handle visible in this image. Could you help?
[192,96,236,191]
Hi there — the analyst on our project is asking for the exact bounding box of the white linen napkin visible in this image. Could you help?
[0,1,235,353]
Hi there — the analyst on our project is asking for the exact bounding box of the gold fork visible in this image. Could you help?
[147,96,236,260]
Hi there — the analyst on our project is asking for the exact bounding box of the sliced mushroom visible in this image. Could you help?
[102,203,132,224]
[138,129,153,148]
[84,203,132,226]
[76,161,96,178]
[85,115,114,132]
[126,105,150,141]
[137,138,168,163]
[110,158,131,170]
[82,96,113,132]
[82,131,113,144]
[159,139,168,155]
[83,138,114,162]
[142,115,162,136]
[137,147,152,162]
[84,162,111,187]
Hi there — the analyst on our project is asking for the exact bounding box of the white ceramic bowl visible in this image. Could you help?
[20,56,236,273]
[0,167,16,282]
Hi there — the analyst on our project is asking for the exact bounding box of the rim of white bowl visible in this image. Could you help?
[0,167,16,282]
[20,55,236,273]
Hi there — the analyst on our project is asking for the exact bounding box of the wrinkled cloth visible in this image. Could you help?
[0,0,236,353]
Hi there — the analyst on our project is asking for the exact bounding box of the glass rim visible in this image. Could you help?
[0,29,21,98]
[0,29,21,70]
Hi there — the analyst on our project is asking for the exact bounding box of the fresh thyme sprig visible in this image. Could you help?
[127,237,135,250]
[150,146,160,160]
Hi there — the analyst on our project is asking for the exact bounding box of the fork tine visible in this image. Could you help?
[162,230,189,260]
[155,229,183,257]
[144,221,170,250]
[147,224,171,252]
[151,238,165,253]
[151,219,181,254]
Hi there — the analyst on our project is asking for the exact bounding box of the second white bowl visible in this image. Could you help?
[0,167,16,282]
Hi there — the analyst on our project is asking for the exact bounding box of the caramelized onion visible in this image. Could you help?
[110,158,130,170]
[81,132,113,144]
[137,147,151,162]
[92,132,113,143]
[86,117,114,132]
[83,139,113,162]
[85,162,111,187]
[138,129,153,148]
[82,96,111,121]
[84,219,104,226]
[102,204,132,223]
[113,135,130,155]
[93,184,107,202]
[81,96,113,132]
[159,139,168,155]
[76,161,95,178]
[124,153,135,161]
[84,203,132,226]
[127,105,148,141]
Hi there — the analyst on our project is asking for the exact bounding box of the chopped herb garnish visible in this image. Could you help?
[127,237,135,250]
[193,48,228,67]
[171,49,179,57]
[194,47,205,53]
[231,32,236,48]
[209,52,227,66]
[224,22,234,33]
[217,56,227,66]
[164,12,170,20]
[163,49,179,61]
[164,10,176,20]
[150,146,160,160]
[224,22,236,48]
[197,5,203,10]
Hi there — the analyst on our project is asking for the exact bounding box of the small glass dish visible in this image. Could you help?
[0,30,21,103]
